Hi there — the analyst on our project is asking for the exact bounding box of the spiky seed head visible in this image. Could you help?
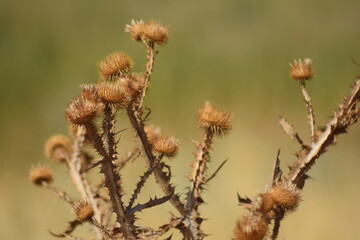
[144,124,162,144]
[65,97,98,126]
[73,202,94,223]
[125,19,169,45]
[125,19,145,41]
[142,20,168,45]
[271,184,301,211]
[29,165,53,186]
[97,81,130,107]
[290,58,313,81]
[121,73,145,99]
[198,101,232,136]
[257,193,275,214]
[99,52,133,79]
[44,135,73,163]
[80,84,99,101]
[233,216,268,240]
[152,135,179,158]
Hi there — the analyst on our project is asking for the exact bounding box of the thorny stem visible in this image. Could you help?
[102,103,136,239]
[138,41,156,109]
[126,156,160,212]
[300,81,316,143]
[236,79,360,240]
[90,218,114,240]
[187,128,214,210]
[83,122,108,158]
[271,208,285,240]
[126,102,187,216]
[288,80,360,186]
[185,128,214,240]
[67,126,103,239]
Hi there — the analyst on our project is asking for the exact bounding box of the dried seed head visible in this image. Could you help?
[290,58,313,81]
[97,81,130,107]
[65,97,98,125]
[144,124,162,144]
[152,135,179,158]
[73,202,94,223]
[121,73,145,99]
[29,165,53,186]
[142,20,168,45]
[198,101,232,136]
[271,184,301,211]
[125,19,145,42]
[44,135,73,163]
[99,52,133,79]
[125,19,168,45]
[257,193,275,214]
[233,216,268,240]
[80,84,99,101]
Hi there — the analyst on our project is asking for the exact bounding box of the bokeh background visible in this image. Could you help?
[1,0,360,239]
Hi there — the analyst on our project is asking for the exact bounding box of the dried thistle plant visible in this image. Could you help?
[30,20,360,240]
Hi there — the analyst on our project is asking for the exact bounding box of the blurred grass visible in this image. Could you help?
[1,0,360,239]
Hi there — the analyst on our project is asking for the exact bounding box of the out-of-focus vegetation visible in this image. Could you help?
[1,0,360,239]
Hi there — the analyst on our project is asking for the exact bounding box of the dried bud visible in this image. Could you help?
[290,58,313,80]
[198,101,232,136]
[80,84,99,101]
[121,73,145,99]
[97,81,130,107]
[65,97,98,125]
[44,135,73,163]
[29,165,53,186]
[125,19,168,45]
[257,193,274,214]
[271,184,301,211]
[233,215,268,240]
[73,202,94,223]
[125,19,145,42]
[99,52,133,79]
[152,135,179,158]
[144,124,162,144]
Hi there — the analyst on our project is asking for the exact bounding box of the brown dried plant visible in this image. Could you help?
[30,20,360,240]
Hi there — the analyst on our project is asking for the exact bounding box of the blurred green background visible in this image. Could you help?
[1,0,360,239]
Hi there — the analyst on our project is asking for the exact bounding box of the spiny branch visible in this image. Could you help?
[126,102,187,216]
[300,81,316,143]
[126,157,159,212]
[288,78,360,187]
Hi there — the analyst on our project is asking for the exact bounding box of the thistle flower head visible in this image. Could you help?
[198,101,232,136]
[44,135,73,163]
[65,97,98,126]
[125,19,145,42]
[152,135,179,158]
[290,58,313,81]
[256,193,275,214]
[80,84,99,101]
[270,183,301,211]
[29,165,53,186]
[73,201,94,223]
[99,52,133,80]
[233,215,268,240]
[97,80,130,107]
[125,19,169,45]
